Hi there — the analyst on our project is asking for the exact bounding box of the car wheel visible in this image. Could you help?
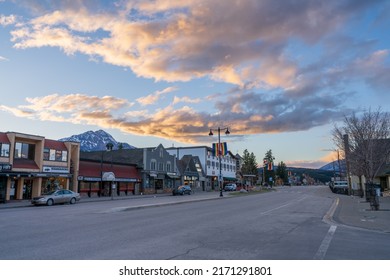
[70,197,76,204]
[46,199,54,206]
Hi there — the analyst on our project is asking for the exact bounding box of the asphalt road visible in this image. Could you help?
[0,186,389,260]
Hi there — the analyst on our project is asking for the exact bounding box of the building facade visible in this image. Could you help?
[166,146,237,190]
[80,144,179,195]
[0,131,80,203]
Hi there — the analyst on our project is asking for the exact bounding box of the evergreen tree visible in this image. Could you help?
[263,149,275,185]
[276,161,288,183]
[241,149,259,176]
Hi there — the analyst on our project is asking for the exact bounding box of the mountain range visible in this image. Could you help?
[59,130,136,152]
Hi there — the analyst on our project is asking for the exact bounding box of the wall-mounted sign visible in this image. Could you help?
[0,164,12,171]
[43,166,69,173]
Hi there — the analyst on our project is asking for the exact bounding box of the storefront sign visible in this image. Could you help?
[42,166,69,173]
[78,176,102,182]
[102,172,115,181]
[0,164,12,171]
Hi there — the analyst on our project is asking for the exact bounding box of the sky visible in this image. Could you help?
[1,0,389,169]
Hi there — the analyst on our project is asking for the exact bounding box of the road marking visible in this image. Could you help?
[314,225,337,260]
[260,196,307,215]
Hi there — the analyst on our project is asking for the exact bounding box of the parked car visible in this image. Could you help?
[31,189,81,206]
[172,185,192,196]
[329,180,348,194]
[224,183,237,191]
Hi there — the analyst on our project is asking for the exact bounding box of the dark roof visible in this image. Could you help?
[80,149,144,167]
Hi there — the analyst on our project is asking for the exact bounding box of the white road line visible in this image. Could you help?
[314,225,337,260]
[259,196,307,215]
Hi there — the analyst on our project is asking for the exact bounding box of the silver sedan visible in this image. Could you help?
[31,189,81,206]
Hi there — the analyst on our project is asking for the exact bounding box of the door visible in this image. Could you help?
[0,177,6,203]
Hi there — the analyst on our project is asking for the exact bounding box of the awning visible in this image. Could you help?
[223,177,237,181]
[167,173,180,179]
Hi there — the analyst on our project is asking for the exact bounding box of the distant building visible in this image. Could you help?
[166,146,237,190]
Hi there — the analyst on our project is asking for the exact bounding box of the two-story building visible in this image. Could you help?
[166,146,237,191]
[0,131,80,203]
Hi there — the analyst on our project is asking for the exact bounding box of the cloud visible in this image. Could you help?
[0,55,8,61]
[8,0,385,89]
[0,14,17,26]
[1,87,349,144]
[172,96,201,105]
[2,0,389,146]
[136,87,177,106]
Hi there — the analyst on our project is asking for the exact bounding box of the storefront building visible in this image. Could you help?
[0,131,80,202]
[77,160,141,197]
[80,144,179,195]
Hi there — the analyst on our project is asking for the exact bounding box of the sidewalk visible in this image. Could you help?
[331,194,390,233]
[0,190,224,210]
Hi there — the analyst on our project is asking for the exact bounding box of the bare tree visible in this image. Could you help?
[333,108,390,185]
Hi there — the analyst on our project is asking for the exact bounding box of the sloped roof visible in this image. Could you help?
[0,133,10,144]
[44,139,67,151]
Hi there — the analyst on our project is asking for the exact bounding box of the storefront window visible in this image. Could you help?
[0,143,10,157]
[41,177,67,193]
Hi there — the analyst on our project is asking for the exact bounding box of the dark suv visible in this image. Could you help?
[172,185,192,196]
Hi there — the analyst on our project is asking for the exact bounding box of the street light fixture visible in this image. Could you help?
[209,127,230,197]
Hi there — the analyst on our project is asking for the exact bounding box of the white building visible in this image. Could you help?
[166,146,237,191]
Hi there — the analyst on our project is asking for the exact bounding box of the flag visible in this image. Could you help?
[212,142,228,156]
[263,159,268,166]
[267,162,274,171]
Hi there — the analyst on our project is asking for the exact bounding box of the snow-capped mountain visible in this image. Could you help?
[319,159,346,173]
[59,130,136,151]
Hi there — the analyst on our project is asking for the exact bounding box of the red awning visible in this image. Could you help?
[79,161,141,180]
[13,159,39,170]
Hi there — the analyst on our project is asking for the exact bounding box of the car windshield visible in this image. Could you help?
[43,191,57,195]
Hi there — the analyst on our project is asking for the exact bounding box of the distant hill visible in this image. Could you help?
[59,130,136,152]
[258,167,334,183]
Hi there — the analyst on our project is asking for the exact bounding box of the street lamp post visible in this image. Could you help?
[100,142,114,197]
[209,127,230,197]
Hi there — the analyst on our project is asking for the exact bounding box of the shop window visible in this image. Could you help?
[15,142,35,160]
[0,143,10,157]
